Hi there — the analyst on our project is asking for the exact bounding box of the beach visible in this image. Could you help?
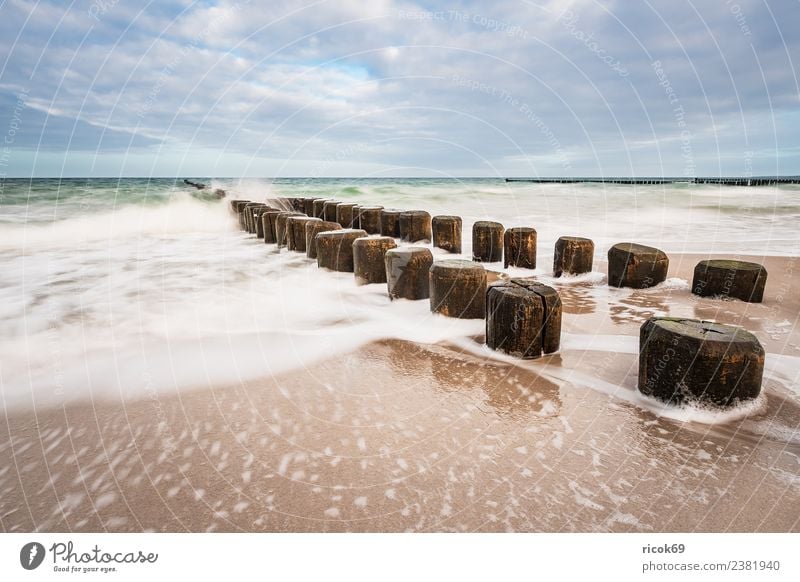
[1,194,798,534]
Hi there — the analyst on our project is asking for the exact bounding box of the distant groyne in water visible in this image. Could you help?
[505,176,800,185]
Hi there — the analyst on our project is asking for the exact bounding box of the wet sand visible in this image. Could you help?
[1,253,798,532]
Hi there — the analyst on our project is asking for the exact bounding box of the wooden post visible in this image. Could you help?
[607,243,669,288]
[287,216,321,252]
[315,229,368,272]
[312,199,331,219]
[262,210,282,244]
[336,203,359,228]
[399,211,432,242]
[639,317,764,406]
[385,247,434,300]
[429,260,486,318]
[486,279,562,359]
[432,215,463,254]
[553,236,594,277]
[472,221,504,263]
[305,220,342,259]
[353,236,398,285]
[358,206,384,234]
[323,200,341,222]
[692,260,768,303]
[303,197,319,215]
[504,227,537,268]
[380,209,403,238]
[275,212,304,248]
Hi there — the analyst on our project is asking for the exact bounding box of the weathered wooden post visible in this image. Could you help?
[380,209,403,238]
[504,227,537,268]
[315,229,368,272]
[276,212,304,248]
[553,236,594,277]
[312,199,331,218]
[385,247,434,300]
[607,243,669,288]
[399,211,432,242]
[242,203,260,233]
[358,206,383,234]
[432,215,462,254]
[336,203,359,228]
[262,210,282,244]
[472,221,505,263]
[323,201,341,223]
[253,206,275,239]
[353,236,398,285]
[429,260,486,318]
[692,260,768,303]
[638,317,764,406]
[486,279,562,359]
[230,199,250,215]
[303,197,319,215]
[305,220,342,259]
[287,216,321,252]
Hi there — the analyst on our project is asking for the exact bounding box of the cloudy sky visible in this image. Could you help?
[0,0,797,177]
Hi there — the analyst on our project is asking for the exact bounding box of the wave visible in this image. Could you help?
[0,192,235,249]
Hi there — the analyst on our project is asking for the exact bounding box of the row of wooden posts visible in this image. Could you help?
[228,195,767,409]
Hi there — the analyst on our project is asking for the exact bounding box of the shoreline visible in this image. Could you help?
[1,252,798,532]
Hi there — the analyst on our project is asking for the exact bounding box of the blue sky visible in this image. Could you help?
[0,0,797,177]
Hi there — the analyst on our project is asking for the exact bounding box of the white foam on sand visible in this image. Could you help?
[2,188,799,426]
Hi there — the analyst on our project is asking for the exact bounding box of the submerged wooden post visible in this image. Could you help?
[253,206,275,239]
[385,247,433,300]
[638,317,764,406]
[323,201,341,223]
[353,236,397,285]
[504,227,537,268]
[262,210,282,244]
[358,206,383,234]
[399,211,432,242]
[232,200,251,229]
[608,243,669,288]
[276,212,304,248]
[230,199,250,215]
[336,203,359,228]
[486,279,562,359]
[432,215,463,254]
[381,209,403,238]
[553,236,594,277]
[287,216,321,252]
[429,260,486,318]
[692,260,768,303]
[242,203,260,233]
[472,221,504,263]
[315,229,367,272]
[305,220,342,259]
[313,199,331,219]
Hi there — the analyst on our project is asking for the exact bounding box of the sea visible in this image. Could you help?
[1,177,798,418]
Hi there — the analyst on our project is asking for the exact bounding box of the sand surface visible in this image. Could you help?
[1,253,798,532]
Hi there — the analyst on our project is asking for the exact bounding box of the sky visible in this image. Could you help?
[0,0,798,178]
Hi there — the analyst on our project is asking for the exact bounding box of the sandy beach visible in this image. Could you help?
[2,252,798,532]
